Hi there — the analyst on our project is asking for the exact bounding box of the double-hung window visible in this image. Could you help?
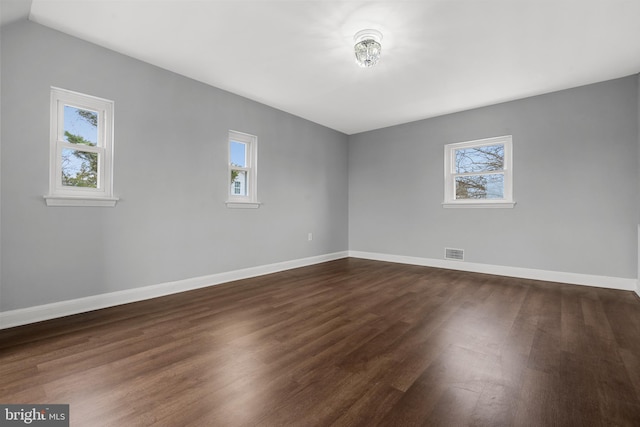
[443,135,514,208]
[226,130,259,208]
[45,87,117,207]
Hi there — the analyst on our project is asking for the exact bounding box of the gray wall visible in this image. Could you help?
[349,75,639,279]
[0,21,349,311]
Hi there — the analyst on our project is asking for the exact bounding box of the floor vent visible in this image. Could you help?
[445,248,464,261]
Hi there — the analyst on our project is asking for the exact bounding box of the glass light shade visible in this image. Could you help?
[354,29,382,68]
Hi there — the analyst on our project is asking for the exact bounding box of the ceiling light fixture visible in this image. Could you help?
[354,29,383,68]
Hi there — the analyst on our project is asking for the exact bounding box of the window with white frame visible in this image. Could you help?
[443,135,514,208]
[45,87,117,207]
[226,130,259,208]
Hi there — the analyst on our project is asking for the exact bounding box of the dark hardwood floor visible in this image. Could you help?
[1,258,640,426]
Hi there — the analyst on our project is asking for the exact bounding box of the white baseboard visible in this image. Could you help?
[349,250,637,292]
[0,251,349,330]
[2,250,636,330]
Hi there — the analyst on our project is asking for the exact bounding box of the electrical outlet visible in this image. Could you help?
[308,233,313,241]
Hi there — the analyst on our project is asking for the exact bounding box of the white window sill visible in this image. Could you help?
[44,195,119,207]
[442,201,516,209]
[225,201,261,209]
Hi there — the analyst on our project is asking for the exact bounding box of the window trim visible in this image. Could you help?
[45,87,118,207]
[442,135,515,208]
[226,130,260,209]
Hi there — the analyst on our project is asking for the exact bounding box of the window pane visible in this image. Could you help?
[455,144,504,173]
[455,174,504,199]
[230,170,247,196]
[64,105,98,146]
[230,141,247,167]
[62,148,98,188]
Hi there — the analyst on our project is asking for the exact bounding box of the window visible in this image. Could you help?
[45,87,117,207]
[443,135,514,208]
[226,130,259,208]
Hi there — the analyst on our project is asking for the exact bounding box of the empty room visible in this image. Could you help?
[1,0,640,425]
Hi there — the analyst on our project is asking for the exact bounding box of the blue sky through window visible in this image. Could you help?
[230,141,246,167]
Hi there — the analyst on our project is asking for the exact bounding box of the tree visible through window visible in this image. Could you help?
[443,135,514,208]
[230,140,248,196]
[227,130,258,207]
[62,106,99,188]
[454,144,504,199]
[46,87,117,207]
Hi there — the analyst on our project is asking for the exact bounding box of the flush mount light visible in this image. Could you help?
[354,29,383,68]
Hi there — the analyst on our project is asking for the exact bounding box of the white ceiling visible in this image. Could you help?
[6,0,640,134]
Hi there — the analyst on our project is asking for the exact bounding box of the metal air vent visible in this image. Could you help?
[445,248,464,261]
